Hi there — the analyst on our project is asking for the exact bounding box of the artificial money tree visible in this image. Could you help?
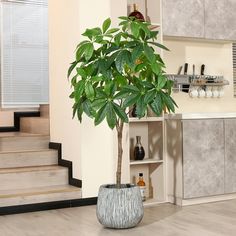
[68,16,177,187]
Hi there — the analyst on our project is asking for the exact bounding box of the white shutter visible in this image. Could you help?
[0,0,48,107]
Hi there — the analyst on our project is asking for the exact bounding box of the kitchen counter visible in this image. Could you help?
[165,112,236,120]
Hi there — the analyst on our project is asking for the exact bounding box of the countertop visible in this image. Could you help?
[165,112,236,120]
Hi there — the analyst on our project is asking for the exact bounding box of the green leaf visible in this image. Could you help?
[135,63,145,72]
[104,81,116,96]
[68,61,79,78]
[132,44,143,62]
[130,21,140,38]
[161,93,175,113]
[123,93,140,108]
[136,96,146,117]
[76,68,87,78]
[151,62,160,75]
[144,90,156,104]
[85,82,95,100]
[150,94,163,116]
[112,103,128,123]
[83,99,95,117]
[82,27,102,40]
[95,103,108,126]
[76,40,91,49]
[139,23,151,38]
[113,90,129,100]
[74,80,86,102]
[114,77,127,88]
[144,44,155,63]
[84,43,94,61]
[92,98,106,110]
[114,33,122,46]
[148,41,169,51]
[106,103,117,129]
[106,28,119,34]
[118,16,129,20]
[157,75,167,89]
[115,51,125,74]
[123,85,140,93]
[102,18,111,33]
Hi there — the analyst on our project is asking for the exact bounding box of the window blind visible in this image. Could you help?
[0,0,49,107]
[233,43,236,97]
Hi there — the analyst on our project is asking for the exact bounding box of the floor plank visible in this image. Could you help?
[1,199,236,236]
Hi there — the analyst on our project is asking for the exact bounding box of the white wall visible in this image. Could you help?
[163,39,236,113]
[49,0,128,198]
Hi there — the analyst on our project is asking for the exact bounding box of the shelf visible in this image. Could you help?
[129,117,164,123]
[130,159,163,165]
[190,80,229,86]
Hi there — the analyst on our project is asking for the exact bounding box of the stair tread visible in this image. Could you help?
[0,185,81,199]
[0,149,56,155]
[0,165,66,174]
[0,132,49,138]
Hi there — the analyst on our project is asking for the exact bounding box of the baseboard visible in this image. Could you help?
[0,111,40,132]
[49,142,82,188]
[0,197,97,215]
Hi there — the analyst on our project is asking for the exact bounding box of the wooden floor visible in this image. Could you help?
[1,199,236,236]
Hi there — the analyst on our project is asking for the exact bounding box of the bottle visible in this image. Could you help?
[134,136,145,160]
[137,173,146,201]
[131,105,137,117]
[128,4,145,21]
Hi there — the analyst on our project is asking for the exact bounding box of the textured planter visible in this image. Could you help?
[96,184,144,229]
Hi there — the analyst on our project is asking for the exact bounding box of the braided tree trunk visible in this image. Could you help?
[116,121,124,187]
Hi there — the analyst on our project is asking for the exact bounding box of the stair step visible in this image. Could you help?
[0,149,58,168]
[0,132,49,151]
[0,165,68,191]
[40,104,49,118]
[0,185,81,207]
[20,117,50,135]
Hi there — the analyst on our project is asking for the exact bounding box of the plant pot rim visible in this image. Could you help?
[100,183,137,189]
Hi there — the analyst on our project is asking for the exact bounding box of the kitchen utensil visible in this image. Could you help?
[200,64,205,75]
[184,63,188,75]
[177,66,183,75]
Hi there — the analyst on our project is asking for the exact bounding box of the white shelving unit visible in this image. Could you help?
[130,158,163,165]
[126,0,166,206]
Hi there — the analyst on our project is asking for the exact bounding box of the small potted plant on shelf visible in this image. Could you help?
[68,16,177,229]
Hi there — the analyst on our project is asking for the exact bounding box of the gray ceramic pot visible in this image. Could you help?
[96,184,144,229]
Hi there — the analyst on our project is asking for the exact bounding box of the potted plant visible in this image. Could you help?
[68,16,177,228]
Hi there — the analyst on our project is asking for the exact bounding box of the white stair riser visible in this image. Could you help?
[20,118,50,135]
[0,150,58,168]
[0,189,81,207]
[0,169,68,190]
[0,136,49,151]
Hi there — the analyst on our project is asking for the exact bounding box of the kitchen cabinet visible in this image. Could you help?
[163,0,236,41]
[224,119,236,193]
[205,0,236,41]
[162,0,205,38]
[182,119,224,198]
[166,114,236,206]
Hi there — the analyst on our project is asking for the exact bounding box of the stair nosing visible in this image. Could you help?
[0,165,66,174]
[0,186,81,199]
[0,149,56,155]
[0,132,50,138]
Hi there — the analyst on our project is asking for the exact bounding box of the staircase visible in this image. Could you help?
[0,105,82,211]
